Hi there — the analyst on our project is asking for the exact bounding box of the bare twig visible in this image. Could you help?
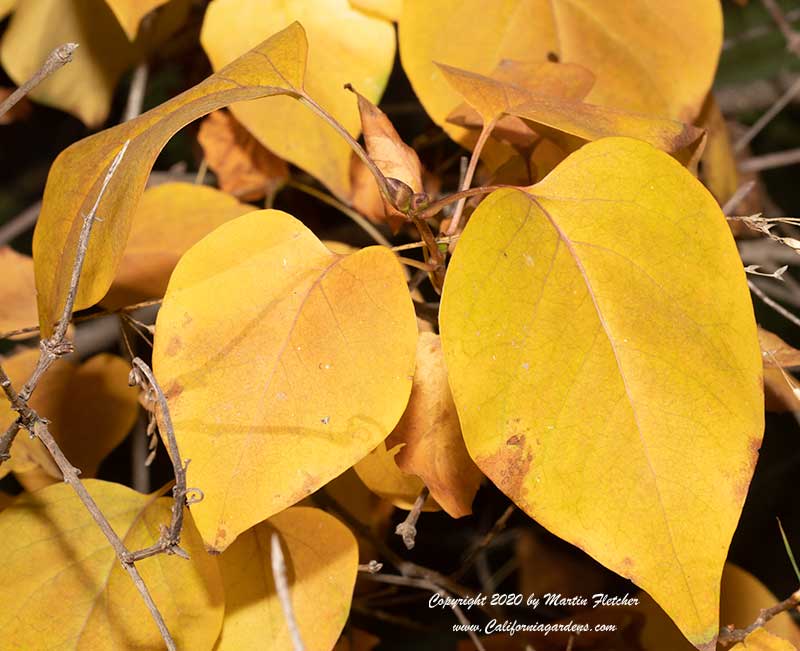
[0,201,41,246]
[33,421,178,650]
[762,0,800,55]
[124,358,193,562]
[447,118,498,236]
[0,43,78,120]
[735,76,800,154]
[453,504,515,581]
[271,532,306,651]
[718,588,800,646]
[740,148,800,173]
[749,279,800,328]
[395,486,429,550]
[123,62,149,122]
[722,181,756,215]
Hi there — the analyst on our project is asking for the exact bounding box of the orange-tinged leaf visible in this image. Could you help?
[0,0,189,126]
[0,492,12,511]
[759,328,800,368]
[201,0,395,199]
[350,155,406,232]
[101,182,257,309]
[0,246,37,335]
[152,209,418,551]
[354,442,440,511]
[698,95,739,205]
[637,564,800,650]
[0,351,138,480]
[33,22,308,337]
[438,63,704,159]
[352,87,423,194]
[757,328,800,412]
[103,0,171,40]
[197,110,289,202]
[399,0,720,145]
[0,480,224,649]
[0,0,14,19]
[732,629,798,651]
[385,332,482,518]
[215,507,358,650]
[439,137,763,649]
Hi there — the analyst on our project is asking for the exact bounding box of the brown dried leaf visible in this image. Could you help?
[350,155,406,233]
[386,333,482,518]
[759,327,800,368]
[197,110,289,202]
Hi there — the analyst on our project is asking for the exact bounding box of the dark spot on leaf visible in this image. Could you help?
[165,381,183,400]
[165,335,182,356]
[506,434,523,446]
[547,51,559,62]
[478,442,533,504]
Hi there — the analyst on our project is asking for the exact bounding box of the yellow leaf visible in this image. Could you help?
[386,332,482,518]
[438,62,704,159]
[197,110,289,203]
[399,0,720,146]
[698,94,740,205]
[152,209,417,551]
[354,441,440,511]
[0,480,224,649]
[758,327,800,368]
[439,137,763,649]
[732,629,798,651]
[0,246,37,335]
[33,22,308,337]
[215,506,358,650]
[0,0,15,19]
[349,0,400,22]
[0,351,139,480]
[201,0,395,199]
[101,182,257,309]
[637,564,800,650]
[0,0,189,126]
[103,0,171,40]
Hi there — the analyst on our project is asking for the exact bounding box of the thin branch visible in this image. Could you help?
[33,420,177,650]
[740,148,800,173]
[0,43,78,120]
[395,486,429,550]
[722,181,756,215]
[286,180,392,248]
[718,588,800,646]
[761,0,800,55]
[447,118,498,236]
[452,504,515,581]
[749,279,800,328]
[416,185,514,222]
[0,201,41,246]
[271,532,306,651]
[735,73,800,155]
[123,62,149,122]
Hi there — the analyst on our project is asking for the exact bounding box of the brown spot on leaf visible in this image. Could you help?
[478,442,533,503]
[506,434,524,446]
[165,381,183,401]
[165,335,182,356]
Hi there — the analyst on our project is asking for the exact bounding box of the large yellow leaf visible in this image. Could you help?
[103,0,172,40]
[0,246,37,335]
[732,629,798,651]
[215,506,358,650]
[0,480,224,649]
[33,22,308,337]
[101,182,257,309]
[0,351,139,480]
[152,209,417,551]
[201,0,395,199]
[439,137,763,649]
[0,0,189,126]
[399,0,720,146]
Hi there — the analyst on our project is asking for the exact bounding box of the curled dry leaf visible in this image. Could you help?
[399,0,721,151]
[0,0,189,126]
[697,94,740,206]
[152,209,417,551]
[0,350,139,480]
[33,22,309,337]
[215,507,358,651]
[101,182,257,309]
[385,332,482,518]
[440,137,763,649]
[0,480,224,649]
[197,110,289,202]
[637,564,800,649]
[102,0,171,40]
[200,0,395,199]
[758,327,800,412]
[439,62,704,161]
[0,246,37,335]
[354,441,440,512]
